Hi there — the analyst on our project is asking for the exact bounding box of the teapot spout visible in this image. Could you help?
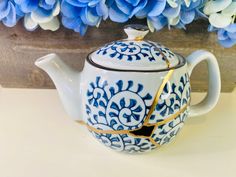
[35,53,82,120]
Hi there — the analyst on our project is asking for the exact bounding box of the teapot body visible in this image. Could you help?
[35,25,221,154]
[80,57,191,153]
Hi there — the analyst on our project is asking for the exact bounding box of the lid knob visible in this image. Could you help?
[124,24,149,41]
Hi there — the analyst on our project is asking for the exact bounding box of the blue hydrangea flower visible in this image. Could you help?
[107,0,167,23]
[148,0,206,31]
[61,0,108,35]
[203,0,236,28]
[217,24,236,48]
[0,0,24,27]
[14,0,60,31]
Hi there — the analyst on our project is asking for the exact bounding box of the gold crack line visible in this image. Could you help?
[148,102,189,143]
[76,102,189,136]
[77,69,174,134]
[143,69,174,125]
[148,41,171,68]
[147,102,189,147]
[148,137,161,147]
[147,102,189,128]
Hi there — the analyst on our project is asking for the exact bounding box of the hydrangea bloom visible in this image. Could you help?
[107,0,167,22]
[61,0,108,35]
[203,0,236,47]
[0,0,24,27]
[203,0,236,28]
[217,24,236,48]
[14,0,60,31]
[147,0,205,31]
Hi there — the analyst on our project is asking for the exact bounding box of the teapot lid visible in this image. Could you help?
[89,24,184,71]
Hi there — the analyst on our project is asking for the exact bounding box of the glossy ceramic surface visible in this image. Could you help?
[81,61,190,152]
[90,24,180,71]
[35,24,221,153]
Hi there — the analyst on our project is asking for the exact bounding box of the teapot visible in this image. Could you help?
[35,24,221,153]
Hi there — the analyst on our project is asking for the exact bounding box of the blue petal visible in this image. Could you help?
[148,15,167,30]
[217,29,229,40]
[148,0,166,17]
[227,32,236,40]
[125,0,140,6]
[16,0,39,13]
[80,6,100,26]
[109,3,129,22]
[115,0,133,15]
[62,15,82,29]
[96,1,108,19]
[130,0,148,18]
[61,1,81,18]
[162,5,181,18]
[32,7,54,23]
[65,0,89,7]
[225,24,236,33]
[76,23,88,36]
[0,1,10,20]
[2,3,16,27]
[219,38,236,48]
[180,10,195,25]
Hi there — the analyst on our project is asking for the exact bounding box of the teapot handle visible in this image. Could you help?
[186,50,221,117]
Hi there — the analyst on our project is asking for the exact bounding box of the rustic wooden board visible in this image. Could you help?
[0,19,235,92]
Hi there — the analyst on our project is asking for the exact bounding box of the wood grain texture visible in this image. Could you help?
[0,19,235,92]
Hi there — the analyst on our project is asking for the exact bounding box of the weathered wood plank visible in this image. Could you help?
[0,19,235,92]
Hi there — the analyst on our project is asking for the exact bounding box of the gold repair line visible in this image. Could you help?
[149,103,189,138]
[147,102,189,127]
[77,102,188,137]
[143,69,174,125]
[149,137,161,147]
[158,47,171,68]
[149,41,171,68]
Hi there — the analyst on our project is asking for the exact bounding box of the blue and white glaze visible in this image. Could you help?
[96,41,176,62]
[85,73,191,153]
[35,24,221,154]
[91,40,179,71]
[86,77,152,130]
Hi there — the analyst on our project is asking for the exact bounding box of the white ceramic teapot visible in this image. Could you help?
[35,24,221,153]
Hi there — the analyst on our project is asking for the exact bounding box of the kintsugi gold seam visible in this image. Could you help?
[147,103,189,128]
[76,69,190,147]
[143,69,174,125]
[150,42,171,68]
[77,69,175,134]
[77,102,188,136]
[148,102,189,141]
[148,137,161,147]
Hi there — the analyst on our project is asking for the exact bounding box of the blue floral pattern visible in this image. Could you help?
[87,77,153,130]
[150,73,191,123]
[86,73,191,153]
[96,41,176,62]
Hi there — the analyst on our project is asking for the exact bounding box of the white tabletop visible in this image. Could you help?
[0,88,235,177]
